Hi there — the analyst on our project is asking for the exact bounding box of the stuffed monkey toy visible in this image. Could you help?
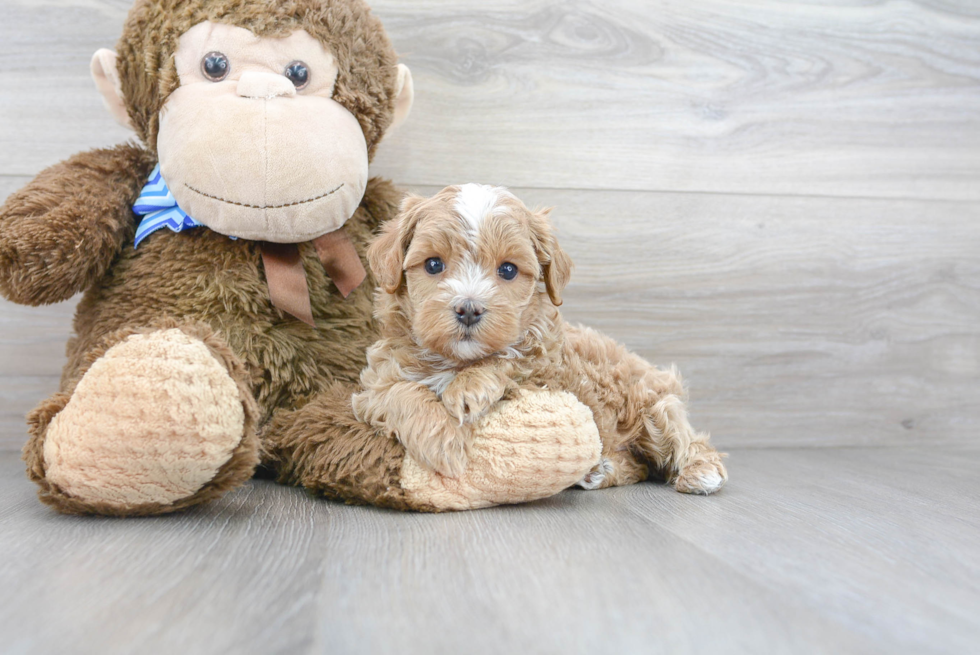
[0,0,604,516]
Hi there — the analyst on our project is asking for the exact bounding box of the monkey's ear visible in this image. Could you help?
[91,49,134,131]
[390,64,414,132]
[529,208,574,306]
[367,194,426,294]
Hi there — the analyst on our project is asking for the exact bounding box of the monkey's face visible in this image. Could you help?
[150,22,366,242]
[93,14,414,244]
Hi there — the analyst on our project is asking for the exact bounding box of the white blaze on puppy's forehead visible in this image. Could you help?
[454,183,513,240]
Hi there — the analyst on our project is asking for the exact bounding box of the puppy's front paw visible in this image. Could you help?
[674,451,728,495]
[402,419,469,479]
[577,457,615,490]
[442,377,505,425]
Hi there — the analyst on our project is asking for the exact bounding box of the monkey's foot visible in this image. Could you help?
[35,328,259,515]
[399,390,602,510]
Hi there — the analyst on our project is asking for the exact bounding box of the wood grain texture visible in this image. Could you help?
[0,377,61,449]
[1,447,978,654]
[373,0,980,200]
[1,0,980,199]
[0,0,980,200]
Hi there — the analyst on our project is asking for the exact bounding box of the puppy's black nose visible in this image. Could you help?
[455,300,485,327]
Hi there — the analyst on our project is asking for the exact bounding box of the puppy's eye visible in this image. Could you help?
[425,258,445,275]
[285,61,310,89]
[202,52,230,81]
[498,262,519,281]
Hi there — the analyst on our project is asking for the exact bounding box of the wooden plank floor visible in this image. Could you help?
[1,447,978,655]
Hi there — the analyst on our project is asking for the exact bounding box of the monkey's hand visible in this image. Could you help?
[441,364,514,426]
[0,144,155,306]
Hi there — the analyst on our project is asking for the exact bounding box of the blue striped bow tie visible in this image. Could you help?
[132,165,204,248]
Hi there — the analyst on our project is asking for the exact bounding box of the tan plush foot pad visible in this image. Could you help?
[400,390,602,510]
[43,329,246,508]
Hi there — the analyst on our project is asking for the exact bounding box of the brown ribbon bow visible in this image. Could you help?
[259,226,367,326]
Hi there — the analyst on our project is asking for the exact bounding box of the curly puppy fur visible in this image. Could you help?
[355,185,728,493]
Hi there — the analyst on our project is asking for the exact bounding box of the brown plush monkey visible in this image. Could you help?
[0,0,601,516]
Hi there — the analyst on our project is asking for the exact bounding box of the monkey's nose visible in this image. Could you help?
[237,72,297,99]
[455,300,485,327]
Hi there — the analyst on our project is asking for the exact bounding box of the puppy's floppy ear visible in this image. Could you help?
[528,207,573,306]
[368,194,426,294]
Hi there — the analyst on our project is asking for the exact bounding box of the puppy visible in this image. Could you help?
[352,184,727,494]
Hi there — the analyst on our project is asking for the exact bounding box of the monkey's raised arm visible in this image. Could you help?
[0,144,155,306]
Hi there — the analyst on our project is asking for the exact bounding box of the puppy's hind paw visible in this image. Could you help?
[577,457,615,490]
[673,451,728,495]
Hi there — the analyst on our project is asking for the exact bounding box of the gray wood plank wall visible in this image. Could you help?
[1,0,978,451]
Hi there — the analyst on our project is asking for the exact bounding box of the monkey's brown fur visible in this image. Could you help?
[0,0,420,514]
[5,142,408,512]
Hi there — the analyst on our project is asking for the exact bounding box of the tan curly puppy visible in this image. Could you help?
[354,184,728,494]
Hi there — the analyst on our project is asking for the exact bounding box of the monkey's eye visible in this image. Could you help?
[202,52,230,81]
[498,262,519,281]
[285,61,310,89]
[424,258,445,275]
